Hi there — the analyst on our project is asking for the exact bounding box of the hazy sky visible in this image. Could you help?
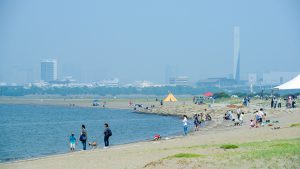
[0,0,300,84]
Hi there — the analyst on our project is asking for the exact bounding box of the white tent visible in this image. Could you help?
[274,74,300,90]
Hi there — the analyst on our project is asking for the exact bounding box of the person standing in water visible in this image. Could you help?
[182,115,188,135]
[103,123,112,148]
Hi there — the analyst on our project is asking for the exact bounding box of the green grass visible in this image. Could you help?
[290,123,300,127]
[239,138,300,160]
[167,153,205,159]
[220,144,239,149]
[152,138,300,169]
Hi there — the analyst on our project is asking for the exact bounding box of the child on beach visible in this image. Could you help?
[250,119,255,128]
[69,133,76,151]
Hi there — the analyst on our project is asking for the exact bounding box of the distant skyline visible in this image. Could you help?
[0,0,300,84]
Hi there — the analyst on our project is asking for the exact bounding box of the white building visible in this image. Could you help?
[97,78,119,87]
[41,59,57,82]
[131,81,164,88]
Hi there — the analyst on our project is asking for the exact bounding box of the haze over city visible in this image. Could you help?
[1,1,300,168]
[0,0,300,84]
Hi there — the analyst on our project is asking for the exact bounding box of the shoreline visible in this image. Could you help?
[1,97,300,168]
[2,113,299,169]
[0,101,187,164]
[0,133,185,165]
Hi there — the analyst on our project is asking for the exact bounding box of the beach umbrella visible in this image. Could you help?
[203,92,213,97]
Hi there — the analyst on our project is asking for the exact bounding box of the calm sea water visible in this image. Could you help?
[0,104,182,162]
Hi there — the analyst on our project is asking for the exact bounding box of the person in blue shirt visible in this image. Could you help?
[69,133,76,151]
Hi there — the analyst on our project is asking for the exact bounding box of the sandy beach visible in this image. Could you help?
[0,97,300,169]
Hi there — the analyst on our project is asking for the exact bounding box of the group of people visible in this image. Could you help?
[224,108,244,125]
[223,107,268,128]
[182,109,212,135]
[193,110,212,131]
[270,97,282,108]
[270,96,297,109]
[69,123,112,151]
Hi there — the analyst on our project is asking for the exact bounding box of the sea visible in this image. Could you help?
[0,104,183,162]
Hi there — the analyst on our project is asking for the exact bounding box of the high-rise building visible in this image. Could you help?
[233,26,240,82]
[41,59,57,82]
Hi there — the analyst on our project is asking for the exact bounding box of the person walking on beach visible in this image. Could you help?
[69,133,76,152]
[80,124,88,150]
[182,115,188,135]
[103,123,112,148]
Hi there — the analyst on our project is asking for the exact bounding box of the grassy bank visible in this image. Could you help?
[145,138,300,169]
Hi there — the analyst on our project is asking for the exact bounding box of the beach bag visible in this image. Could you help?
[108,129,112,137]
[80,133,87,141]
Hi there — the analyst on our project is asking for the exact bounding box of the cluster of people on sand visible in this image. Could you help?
[224,108,244,126]
[69,123,112,152]
[193,109,212,131]
[223,107,271,128]
[270,96,297,109]
[182,109,212,135]
[270,97,281,108]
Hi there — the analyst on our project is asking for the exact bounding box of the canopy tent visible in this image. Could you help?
[203,92,213,97]
[274,74,300,90]
[163,93,178,102]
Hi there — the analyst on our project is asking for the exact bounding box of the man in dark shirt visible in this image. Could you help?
[103,123,112,148]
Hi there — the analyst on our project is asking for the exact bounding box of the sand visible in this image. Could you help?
[0,97,299,169]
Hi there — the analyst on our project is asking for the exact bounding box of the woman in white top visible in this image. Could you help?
[182,115,188,135]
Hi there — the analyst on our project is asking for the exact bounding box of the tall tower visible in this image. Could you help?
[41,59,57,82]
[233,26,240,82]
